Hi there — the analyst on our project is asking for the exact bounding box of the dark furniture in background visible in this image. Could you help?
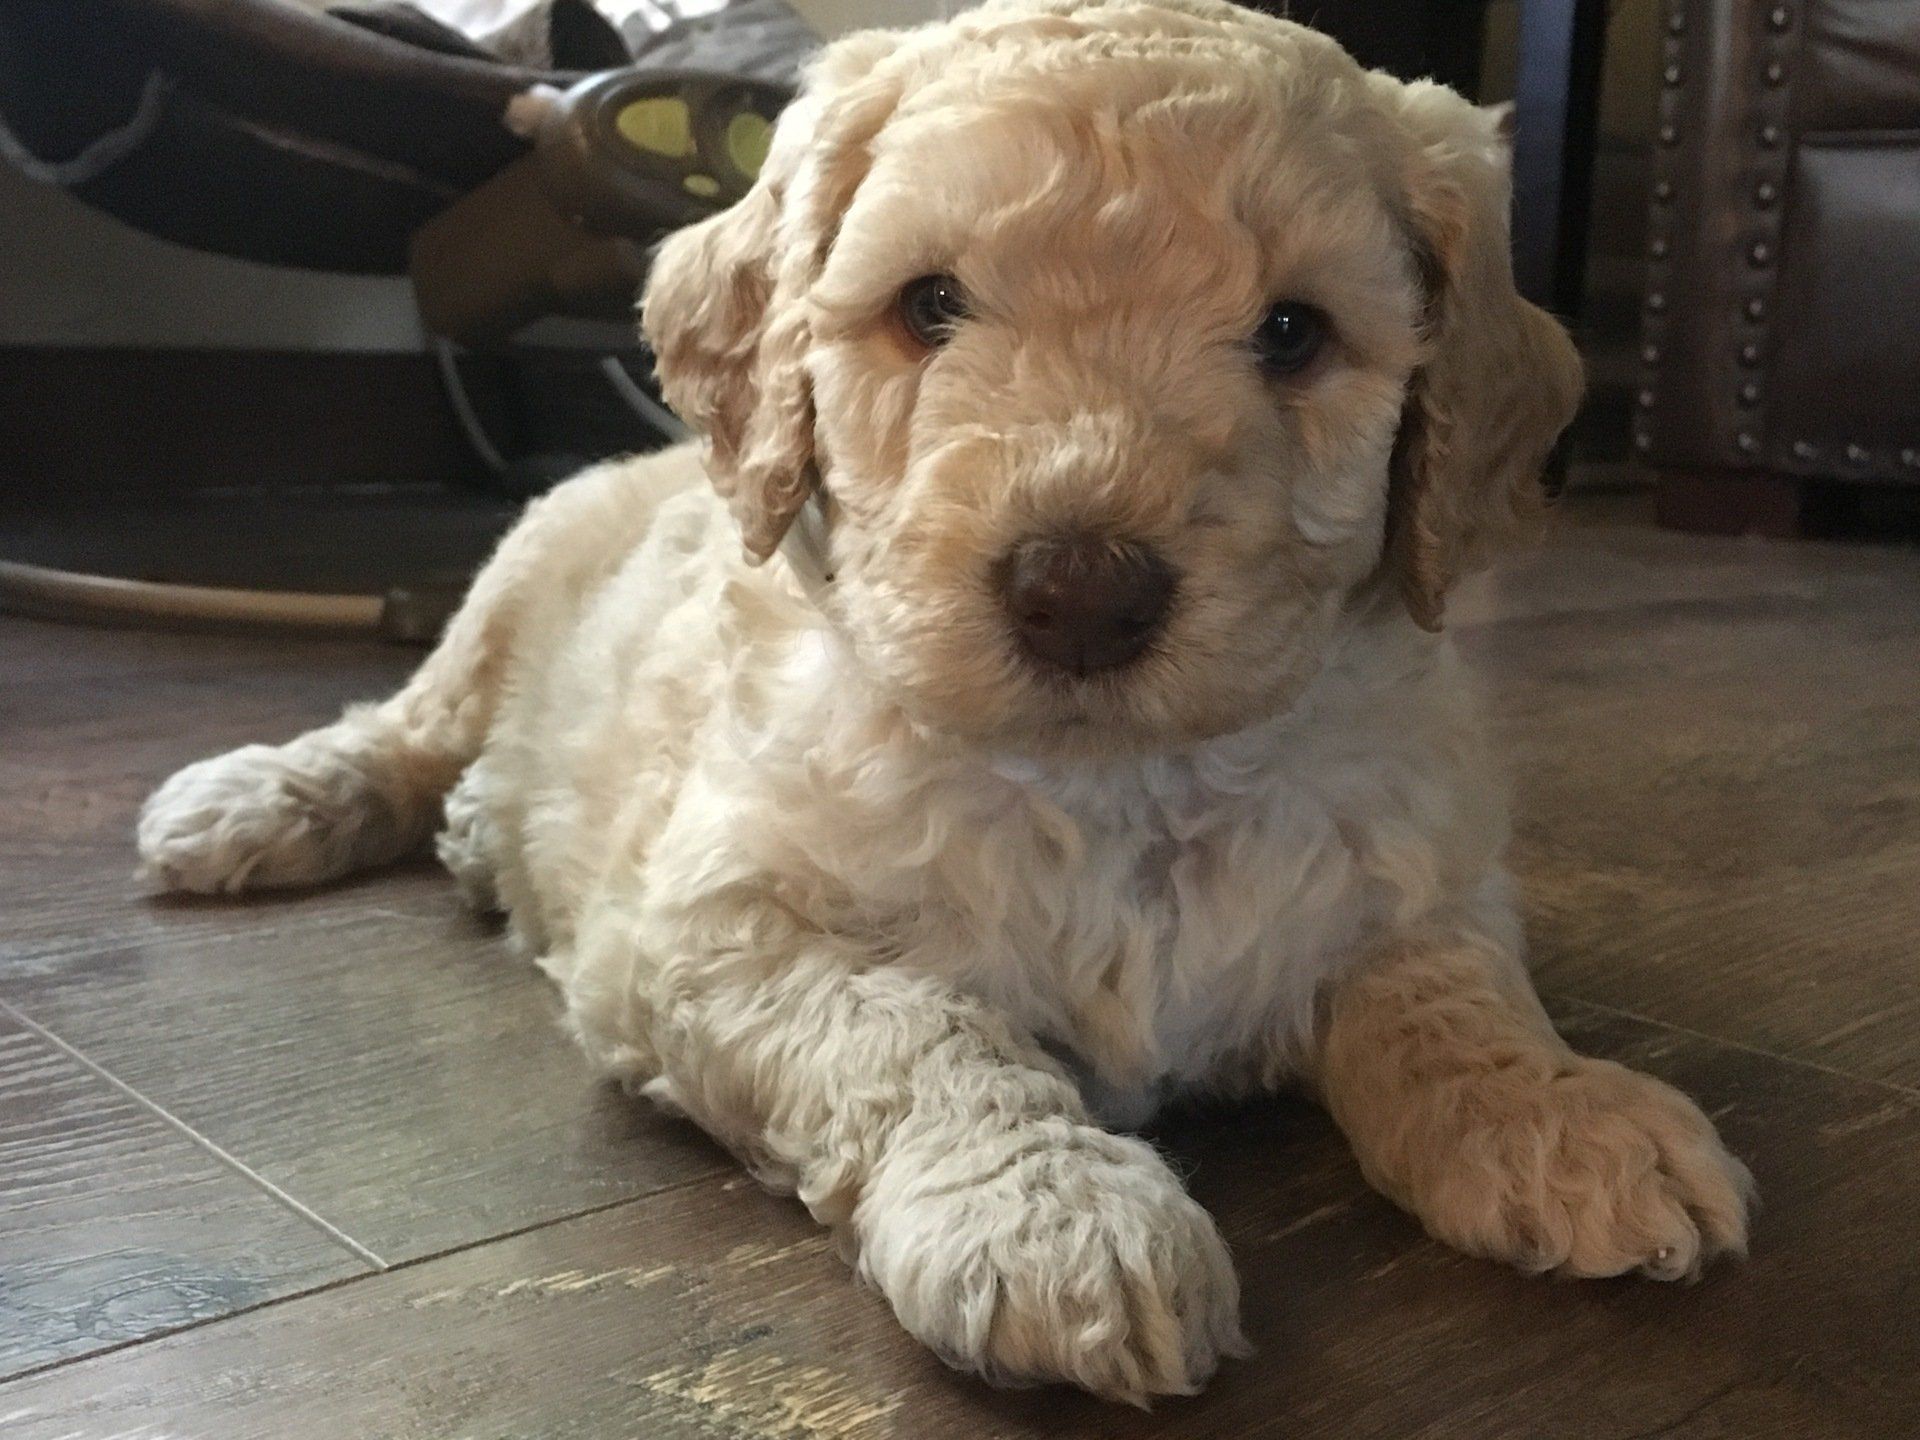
[1637,0,1920,535]
[1510,0,1609,320]
[1258,0,1608,324]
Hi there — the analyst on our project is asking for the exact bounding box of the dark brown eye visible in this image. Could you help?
[1253,301,1328,375]
[897,273,970,349]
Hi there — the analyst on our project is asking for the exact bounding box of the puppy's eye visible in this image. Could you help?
[897,273,970,350]
[1252,301,1328,376]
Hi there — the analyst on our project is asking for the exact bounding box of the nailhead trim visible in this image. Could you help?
[1636,4,1691,462]
[1734,0,1797,468]
[1627,1,1920,476]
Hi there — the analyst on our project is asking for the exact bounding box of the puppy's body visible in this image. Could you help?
[139,0,1752,1407]
[443,448,1501,1120]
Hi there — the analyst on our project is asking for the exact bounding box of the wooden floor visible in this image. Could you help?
[2,494,1917,1438]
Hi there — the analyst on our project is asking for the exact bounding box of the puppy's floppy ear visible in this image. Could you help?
[1375,82,1584,630]
[641,33,905,562]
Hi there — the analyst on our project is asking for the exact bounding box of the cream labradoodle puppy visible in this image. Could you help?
[138,0,1752,1405]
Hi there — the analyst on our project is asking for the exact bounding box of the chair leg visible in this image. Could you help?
[1655,472,1810,538]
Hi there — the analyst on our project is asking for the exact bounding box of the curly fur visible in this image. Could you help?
[137,0,1747,1407]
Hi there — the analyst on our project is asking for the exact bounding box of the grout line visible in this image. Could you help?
[361,1167,725,1275]
[0,1168,724,1390]
[0,998,388,1270]
[1546,991,1920,1103]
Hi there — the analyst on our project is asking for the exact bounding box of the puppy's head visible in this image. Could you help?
[643,0,1581,754]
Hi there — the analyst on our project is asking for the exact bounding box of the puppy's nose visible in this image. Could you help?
[996,533,1175,674]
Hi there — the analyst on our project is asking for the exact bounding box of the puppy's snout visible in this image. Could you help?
[996,533,1175,674]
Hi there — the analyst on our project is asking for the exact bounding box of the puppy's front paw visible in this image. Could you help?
[856,1122,1247,1406]
[138,737,397,894]
[1409,1057,1753,1281]
[139,746,320,893]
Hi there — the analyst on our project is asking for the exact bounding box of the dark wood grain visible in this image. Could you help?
[3,1003,1916,1439]
[0,616,725,1264]
[0,1010,367,1380]
[3,494,1919,1434]
[0,618,431,962]
[1457,511,1920,1089]
[1450,489,1920,626]
[0,907,727,1266]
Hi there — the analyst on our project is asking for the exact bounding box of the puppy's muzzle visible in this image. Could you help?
[996,533,1176,675]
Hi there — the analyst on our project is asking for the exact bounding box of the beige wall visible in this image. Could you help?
[785,0,955,33]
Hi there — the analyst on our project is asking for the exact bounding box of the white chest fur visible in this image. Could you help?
[531,498,1506,1124]
[703,619,1506,1121]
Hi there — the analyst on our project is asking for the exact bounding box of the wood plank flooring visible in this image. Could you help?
[0,1011,366,1376]
[2,493,1916,1436]
[1458,501,1920,1086]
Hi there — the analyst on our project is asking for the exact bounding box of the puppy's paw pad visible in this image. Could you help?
[858,1126,1246,1405]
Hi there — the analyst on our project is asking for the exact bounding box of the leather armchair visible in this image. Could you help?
[1635,1,1920,534]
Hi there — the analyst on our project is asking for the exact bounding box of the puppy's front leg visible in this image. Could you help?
[1311,926,1752,1280]
[631,922,1246,1405]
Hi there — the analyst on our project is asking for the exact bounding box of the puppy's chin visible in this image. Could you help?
[910,662,1307,763]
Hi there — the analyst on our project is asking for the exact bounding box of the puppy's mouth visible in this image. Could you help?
[1010,638,1165,689]
[994,649,1185,751]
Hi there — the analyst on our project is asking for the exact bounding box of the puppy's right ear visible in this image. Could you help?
[641,100,815,562]
[642,33,905,562]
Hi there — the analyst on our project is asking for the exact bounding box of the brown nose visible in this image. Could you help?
[996,533,1175,674]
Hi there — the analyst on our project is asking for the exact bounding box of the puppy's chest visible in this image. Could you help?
[900,762,1375,1093]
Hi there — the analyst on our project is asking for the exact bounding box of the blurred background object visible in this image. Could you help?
[1,0,1913,640]
[0,0,807,634]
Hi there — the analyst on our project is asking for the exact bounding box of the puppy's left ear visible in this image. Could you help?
[1374,81,1585,629]
[642,33,905,563]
